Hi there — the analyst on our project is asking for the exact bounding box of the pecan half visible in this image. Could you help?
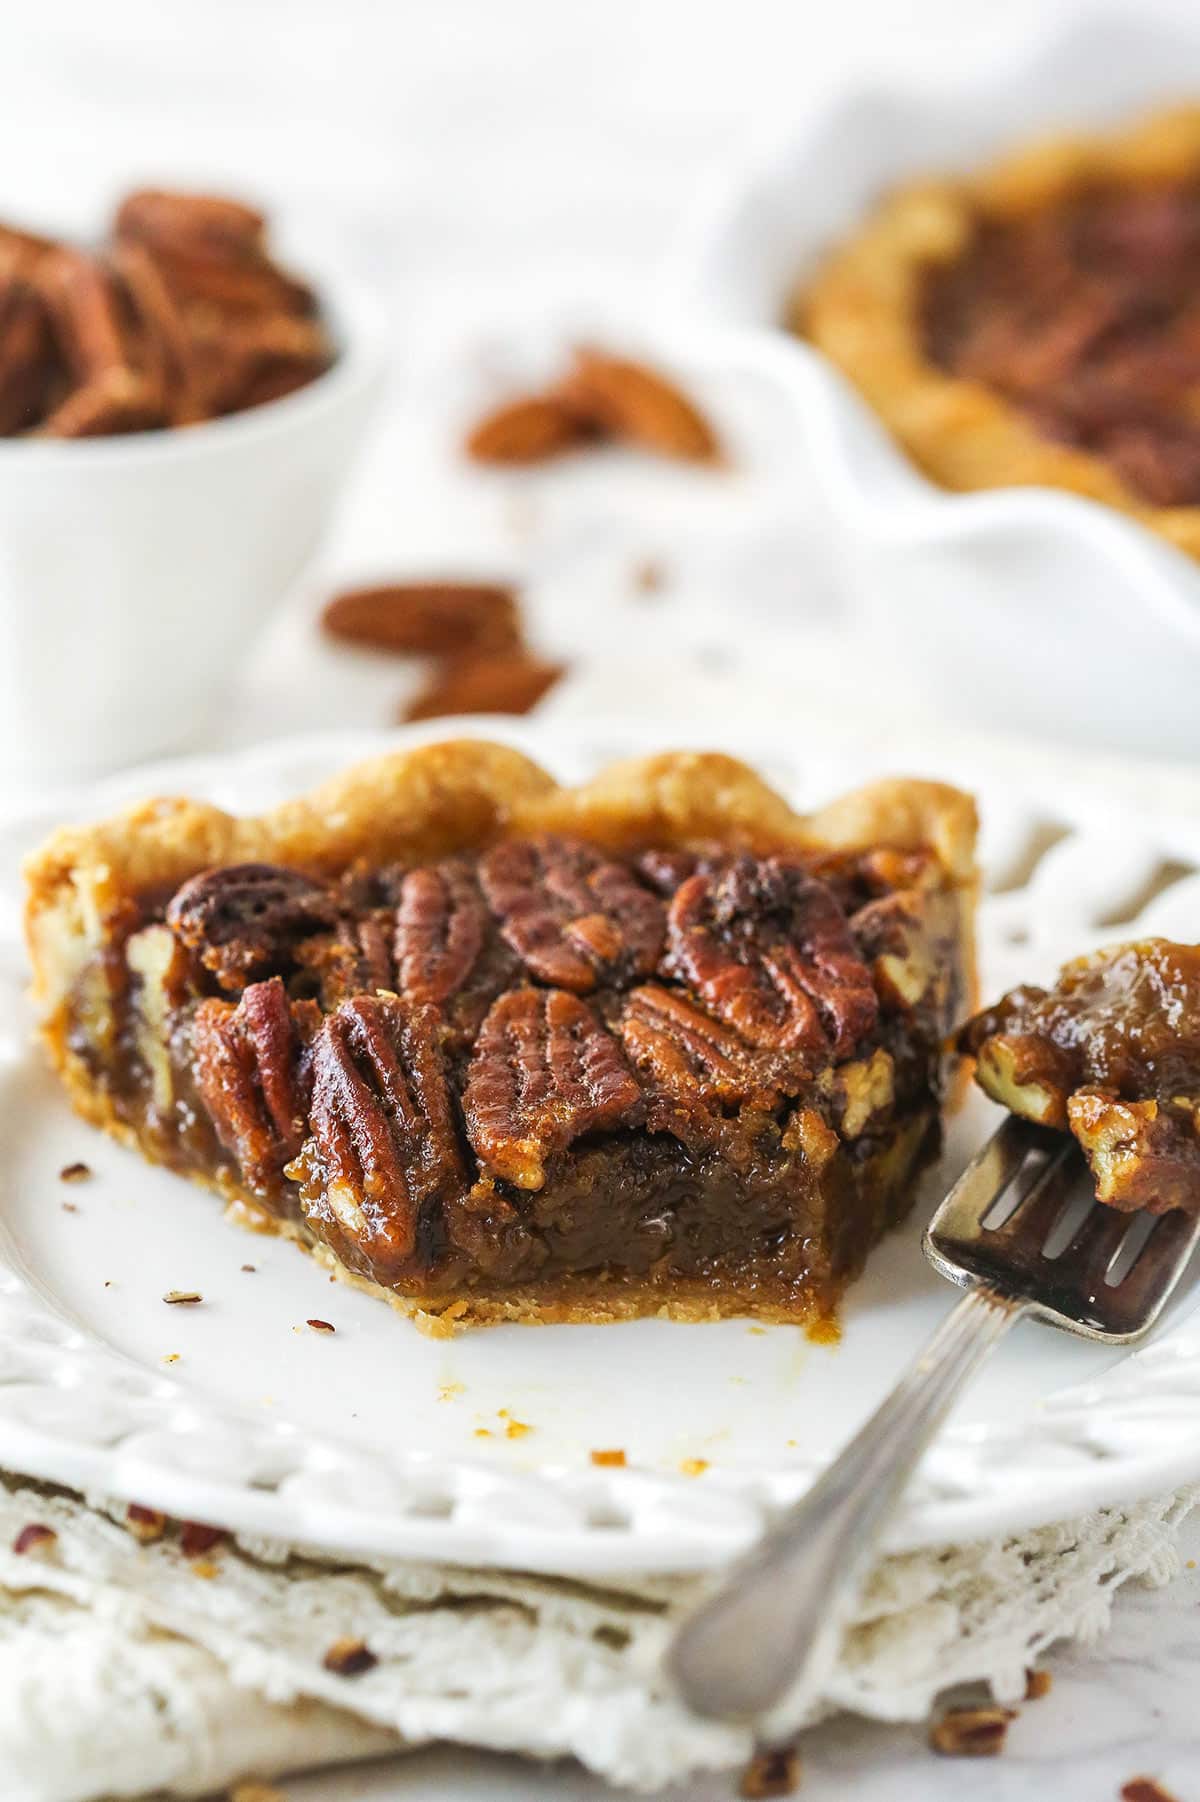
[463,986,643,1189]
[167,862,339,992]
[296,913,395,1010]
[559,347,721,462]
[620,984,774,1113]
[322,581,521,656]
[193,977,314,1192]
[479,835,664,993]
[465,392,595,463]
[395,859,487,1004]
[115,190,267,261]
[667,858,878,1061]
[38,367,163,439]
[400,649,565,722]
[0,273,54,434]
[297,994,464,1280]
[112,240,203,425]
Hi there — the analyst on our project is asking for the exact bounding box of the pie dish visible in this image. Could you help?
[23,739,977,1331]
[961,939,1200,1215]
[797,105,1200,561]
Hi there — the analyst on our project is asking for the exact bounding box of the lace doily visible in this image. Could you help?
[0,1471,1193,1801]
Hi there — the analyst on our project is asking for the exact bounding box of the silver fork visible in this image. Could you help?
[667,1115,1200,1745]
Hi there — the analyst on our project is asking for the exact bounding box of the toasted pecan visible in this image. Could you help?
[401,650,565,722]
[322,582,521,656]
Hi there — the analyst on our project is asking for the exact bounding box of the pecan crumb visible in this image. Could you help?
[680,1458,709,1477]
[1024,1667,1052,1700]
[12,1523,57,1557]
[163,1290,202,1305]
[161,1352,180,1365]
[322,1636,378,1677]
[59,1161,92,1183]
[740,1744,801,1798]
[306,1317,336,1333]
[61,1201,78,1214]
[240,1264,256,1273]
[1122,1781,1183,1802]
[125,1503,167,1544]
[929,1705,1015,1756]
[179,1521,225,1558]
[590,1448,627,1467]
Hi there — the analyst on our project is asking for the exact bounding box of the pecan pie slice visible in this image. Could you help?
[795,106,1200,560]
[24,741,977,1329]
[960,939,1200,1215]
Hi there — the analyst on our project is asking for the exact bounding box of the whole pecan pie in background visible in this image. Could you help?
[795,106,1200,561]
[23,741,977,1331]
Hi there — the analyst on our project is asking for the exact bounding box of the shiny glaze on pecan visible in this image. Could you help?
[666,857,878,1062]
[394,859,487,1004]
[463,986,643,1189]
[478,834,664,993]
[961,938,1200,1213]
[620,984,776,1111]
[166,863,339,992]
[192,977,315,1191]
[296,994,464,1279]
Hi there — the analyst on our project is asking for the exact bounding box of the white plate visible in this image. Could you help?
[668,9,1200,762]
[3,721,1200,1577]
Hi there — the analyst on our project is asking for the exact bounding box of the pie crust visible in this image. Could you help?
[25,740,978,1330]
[794,105,1200,558]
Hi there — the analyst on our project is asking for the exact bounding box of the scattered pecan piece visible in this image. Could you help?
[58,1161,92,1183]
[297,994,464,1280]
[12,1523,57,1557]
[1024,1667,1052,1700]
[478,834,664,992]
[560,347,721,462]
[740,1745,801,1798]
[1122,1780,1183,1802]
[400,649,565,722]
[179,1521,226,1558]
[322,1635,378,1676]
[167,861,339,992]
[465,392,594,463]
[395,859,487,1004]
[929,1705,1014,1756]
[667,858,878,1061]
[125,1504,167,1543]
[193,977,314,1192]
[306,1317,335,1333]
[162,1290,202,1306]
[463,986,642,1189]
[322,581,521,656]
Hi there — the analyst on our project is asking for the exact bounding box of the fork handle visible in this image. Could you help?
[667,1286,1026,1741]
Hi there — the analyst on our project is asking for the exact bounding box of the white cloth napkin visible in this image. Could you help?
[0,1470,1193,1800]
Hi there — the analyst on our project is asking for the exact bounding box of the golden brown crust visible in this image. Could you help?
[796,105,1200,559]
[24,738,977,1328]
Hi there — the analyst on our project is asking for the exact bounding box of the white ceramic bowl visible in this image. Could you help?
[670,10,1200,762]
[0,283,383,787]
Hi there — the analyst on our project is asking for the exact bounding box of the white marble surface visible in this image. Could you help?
[6,0,1200,1796]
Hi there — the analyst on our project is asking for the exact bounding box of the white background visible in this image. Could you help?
[7,0,1200,1795]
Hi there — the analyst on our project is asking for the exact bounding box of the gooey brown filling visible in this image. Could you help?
[923,180,1200,507]
[66,834,963,1316]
